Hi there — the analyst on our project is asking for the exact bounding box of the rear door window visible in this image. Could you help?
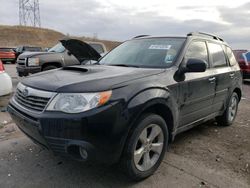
[208,43,227,68]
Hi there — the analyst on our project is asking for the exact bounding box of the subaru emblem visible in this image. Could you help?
[23,88,29,97]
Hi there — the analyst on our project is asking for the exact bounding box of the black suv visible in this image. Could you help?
[8,32,242,180]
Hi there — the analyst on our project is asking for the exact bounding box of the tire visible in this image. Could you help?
[18,72,23,77]
[121,113,168,181]
[18,72,28,77]
[42,65,58,71]
[216,92,239,126]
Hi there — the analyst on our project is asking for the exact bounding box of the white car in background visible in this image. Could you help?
[0,60,12,97]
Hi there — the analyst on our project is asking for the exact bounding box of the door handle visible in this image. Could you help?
[208,77,216,83]
[229,73,235,78]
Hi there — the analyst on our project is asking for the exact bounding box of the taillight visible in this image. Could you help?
[0,60,5,73]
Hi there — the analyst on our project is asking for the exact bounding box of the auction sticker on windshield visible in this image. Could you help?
[149,45,171,50]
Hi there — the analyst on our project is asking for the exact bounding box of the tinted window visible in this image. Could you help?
[243,52,250,63]
[185,41,208,64]
[89,43,104,54]
[23,47,42,52]
[0,48,13,52]
[99,38,185,68]
[48,43,65,53]
[233,50,247,62]
[16,47,21,52]
[208,43,227,67]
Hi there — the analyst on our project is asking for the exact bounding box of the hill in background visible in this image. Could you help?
[0,25,121,51]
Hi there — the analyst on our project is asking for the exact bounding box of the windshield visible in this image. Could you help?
[99,38,185,68]
[48,42,65,53]
[0,48,13,52]
[24,47,42,52]
[89,43,104,54]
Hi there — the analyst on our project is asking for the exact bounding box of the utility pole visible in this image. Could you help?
[19,0,41,27]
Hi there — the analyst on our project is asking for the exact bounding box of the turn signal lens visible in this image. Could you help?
[99,91,112,106]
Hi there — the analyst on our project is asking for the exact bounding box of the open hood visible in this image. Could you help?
[60,39,101,62]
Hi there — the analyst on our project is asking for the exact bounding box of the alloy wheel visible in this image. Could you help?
[228,95,238,122]
[133,124,164,171]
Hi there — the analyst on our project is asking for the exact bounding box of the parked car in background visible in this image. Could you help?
[16,39,105,76]
[233,50,250,79]
[8,32,242,180]
[15,46,43,59]
[87,41,107,56]
[0,60,12,96]
[0,48,16,64]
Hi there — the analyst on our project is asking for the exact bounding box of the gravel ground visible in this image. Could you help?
[0,65,249,187]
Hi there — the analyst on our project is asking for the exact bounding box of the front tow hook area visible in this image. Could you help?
[66,141,94,161]
[67,145,88,161]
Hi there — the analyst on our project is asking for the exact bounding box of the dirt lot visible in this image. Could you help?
[0,65,249,188]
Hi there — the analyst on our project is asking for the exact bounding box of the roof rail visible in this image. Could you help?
[187,32,224,42]
[133,35,150,39]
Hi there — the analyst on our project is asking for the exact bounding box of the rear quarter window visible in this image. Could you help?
[224,46,237,66]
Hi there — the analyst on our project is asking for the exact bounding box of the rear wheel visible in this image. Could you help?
[42,65,58,71]
[216,92,239,126]
[121,114,168,181]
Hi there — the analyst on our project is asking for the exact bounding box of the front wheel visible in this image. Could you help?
[18,72,28,77]
[216,92,239,126]
[121,114,168,181]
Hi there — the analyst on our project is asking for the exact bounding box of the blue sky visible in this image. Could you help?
[0,0,250,49]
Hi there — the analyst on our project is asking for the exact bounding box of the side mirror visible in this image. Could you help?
[174,58,207,82]
[186,58,207,73]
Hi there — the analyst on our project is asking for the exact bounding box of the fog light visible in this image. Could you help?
[79,147,88,160]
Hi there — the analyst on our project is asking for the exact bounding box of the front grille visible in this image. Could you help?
[15,89,50,111]
[17,58,26,65]
[14,83,56,112]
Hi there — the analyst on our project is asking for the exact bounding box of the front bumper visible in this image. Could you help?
[16,65,41,75]
[242,71,250,79]
[0,72,12,97]
[1,58,15,62]
[8,99,128,164]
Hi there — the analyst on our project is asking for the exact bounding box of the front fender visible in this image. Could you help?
[127,88,178,128]
[127,88,170,109]
[123,87,179,143]
[114,87,179,160]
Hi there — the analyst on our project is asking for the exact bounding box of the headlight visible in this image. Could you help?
[46,91,112,113]
[27,58,39,66]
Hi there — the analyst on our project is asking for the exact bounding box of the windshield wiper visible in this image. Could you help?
[93,61,100,65]
[109,64,139,68]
